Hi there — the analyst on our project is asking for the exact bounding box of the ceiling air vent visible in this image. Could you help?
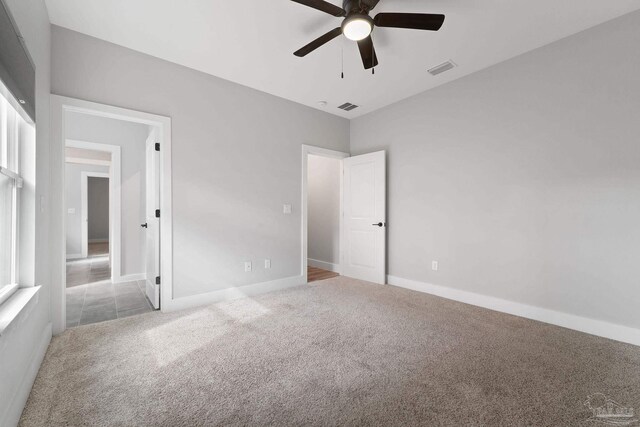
[338,102,359,112]
[428,60,457,76]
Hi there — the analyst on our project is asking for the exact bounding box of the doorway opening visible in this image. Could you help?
[86,176,110,260]
[302,145,349,283]
[52,95,172,335]
[302,146,387,286]
[62,113,161,328]
[66,167,111,286]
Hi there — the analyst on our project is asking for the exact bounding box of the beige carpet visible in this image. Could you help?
[20,277,640,426]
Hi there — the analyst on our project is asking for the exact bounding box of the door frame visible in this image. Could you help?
[301,145,350,283]
[143,130,161,309]
[51,95,173,335]
[68,139,121,271]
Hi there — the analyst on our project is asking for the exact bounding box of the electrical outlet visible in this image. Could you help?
[244,261,252,272]
[432,261,439,271]
[265,259,271,269]
[283,204,292,214]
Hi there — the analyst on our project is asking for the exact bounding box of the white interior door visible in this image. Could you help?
[145,139,160,309]
[342,150,386,284]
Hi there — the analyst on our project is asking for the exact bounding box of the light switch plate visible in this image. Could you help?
[432,261,439,271]
[68,208,76,214]
[244,261,252,272]
[265,259,271,269]
[283,204,292,214]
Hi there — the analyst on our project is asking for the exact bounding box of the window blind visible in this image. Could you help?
[0,0,35,122]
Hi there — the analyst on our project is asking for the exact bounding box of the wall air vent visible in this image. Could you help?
[338,102,359,111]
[427,60,457,76]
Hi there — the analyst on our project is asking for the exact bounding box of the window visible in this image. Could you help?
[0,90,24,306]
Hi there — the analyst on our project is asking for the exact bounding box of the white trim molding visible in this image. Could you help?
[114,273,147,284]
[301,145,349,284]
[0,287,40,335]
[65,253,82,260]
[65,157,111,167]
[307,258,340,273]
[387,275,640,347]
[164,275,304,312]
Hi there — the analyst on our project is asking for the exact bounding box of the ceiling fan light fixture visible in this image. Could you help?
[342,14,373,41]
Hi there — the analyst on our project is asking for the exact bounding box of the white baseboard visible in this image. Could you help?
[308,258,340,273]
[114,273,146,284]
[65,253,83,260]
[88,238,108,243]
[387,275,640,347]
[164,275,305,312]
[1,322,51,427]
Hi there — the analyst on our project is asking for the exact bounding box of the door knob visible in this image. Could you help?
[141,223,148,228]
[372,222,385,227]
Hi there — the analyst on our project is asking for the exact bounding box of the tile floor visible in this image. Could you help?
[66,242,154,328]
[66,279,154,328]
[66,255,112,288]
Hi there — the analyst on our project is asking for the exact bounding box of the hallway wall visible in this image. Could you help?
[307,155,341,269]
[65,163,109,257]
[87,177,109,242]
[65,112,149,276]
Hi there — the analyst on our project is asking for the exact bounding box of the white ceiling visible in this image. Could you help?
[44,0,640,119]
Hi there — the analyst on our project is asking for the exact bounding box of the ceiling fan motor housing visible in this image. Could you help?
[343,0,372,15]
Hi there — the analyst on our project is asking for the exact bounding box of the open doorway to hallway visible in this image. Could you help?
[66,172,111,287]
[51,95,172,335]
[64,111,159,328]
[303,147,349,283]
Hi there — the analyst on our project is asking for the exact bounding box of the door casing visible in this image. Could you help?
[51,95,173,335]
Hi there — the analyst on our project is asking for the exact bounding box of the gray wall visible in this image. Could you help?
[88,177,109,241]
[351,11,640,330]
[308,154,340,266]
[51,26,350,298]
[64,163,109,256]
[65,112,148,276]
[0,0,51,425]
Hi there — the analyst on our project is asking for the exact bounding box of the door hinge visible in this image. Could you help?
[155,209,160,218]
[155,276,160,285]
[155,142,160,151]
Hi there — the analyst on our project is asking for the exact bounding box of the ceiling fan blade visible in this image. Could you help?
[374,13,445,31]
[294,27,343,57]
[357,36,378,70]
[290,0,346,17]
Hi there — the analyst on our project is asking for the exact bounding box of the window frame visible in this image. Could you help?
[0,88,24,306]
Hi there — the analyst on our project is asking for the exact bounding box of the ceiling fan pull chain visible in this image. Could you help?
[341,39,345,79]
[372,30,375,75]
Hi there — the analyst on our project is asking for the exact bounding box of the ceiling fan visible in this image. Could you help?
[291,0,445,70]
